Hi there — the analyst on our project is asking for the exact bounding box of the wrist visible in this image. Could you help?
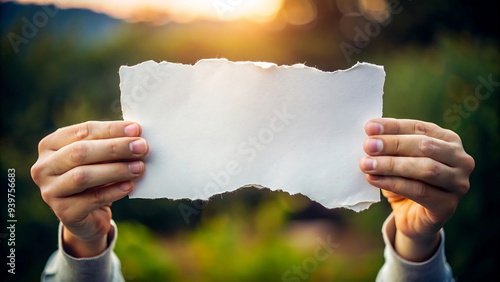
[394,229,440,262]
[62,226,109,258]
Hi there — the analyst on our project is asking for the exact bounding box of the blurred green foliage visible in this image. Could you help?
[1,0,499,281]
[114,192,386,281]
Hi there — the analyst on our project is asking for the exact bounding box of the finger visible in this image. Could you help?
[40,121,142,151]
[80,181,134,216]
[365,118,459,143]
[60,181,135,222]
[48,161,144,197]
[366,175,458,218]
[47,137,148,175]
[359,156,460,191]
[363,135,462,167]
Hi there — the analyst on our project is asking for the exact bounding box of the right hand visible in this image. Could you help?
[31,121,149,257]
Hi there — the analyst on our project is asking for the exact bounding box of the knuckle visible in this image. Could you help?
[387,157,397,173]
[71,167,89,187]
[92,188,107,205]
[30,163,42,185]
[447,129,460,141]
[449,142,462,152]
[53,128,64,138]
[393,137,401,154]
[75,121,92,141]
[465,154,475,174]
[31,158,53,185]
[69,142,88,164]
[40,189,51,204]
[414,121,427,135]
[393,121,401,134]
[456,152,475,174]
[40,186,56,206]
[38,136,50,153]
[413,181,430,199]
[456,180,470,196]
[422,162,440,180]
[106,122,114,137]
[419,137,437,157]
[107,140,119,156]
[386,178,398,192]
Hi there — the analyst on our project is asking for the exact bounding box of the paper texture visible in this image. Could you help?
[120,59,384,211]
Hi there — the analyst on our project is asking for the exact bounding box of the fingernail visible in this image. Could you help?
[367,122,383,135]
[128,161,143,174]
[367,139,383,153]
[363,158,376,171]
[124,124,139,137]
[370,175,382,181]
[120,182,132,192]
[129,139,147,154]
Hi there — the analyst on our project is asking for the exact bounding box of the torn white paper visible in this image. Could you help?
[120,59,384,211]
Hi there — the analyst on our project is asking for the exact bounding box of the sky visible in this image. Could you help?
[3,0,392,32]
[5,0,285,24]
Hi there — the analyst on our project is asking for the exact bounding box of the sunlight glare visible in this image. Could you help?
[8,0,284,24]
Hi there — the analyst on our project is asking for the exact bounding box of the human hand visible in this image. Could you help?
[31,121,149,257]
[359,118,474,261]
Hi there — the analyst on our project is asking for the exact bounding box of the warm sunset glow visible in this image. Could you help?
[358,0,390,22]
[5,0,284,24]
[282,0,316,26]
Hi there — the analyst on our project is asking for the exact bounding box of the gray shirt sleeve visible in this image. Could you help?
[41,220,124,282]
[376,213,454,282]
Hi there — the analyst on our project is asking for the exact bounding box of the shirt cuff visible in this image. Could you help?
[42,220,120,282]
[376,213,454,282]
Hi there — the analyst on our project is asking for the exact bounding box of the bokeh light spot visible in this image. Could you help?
[358,0,390,22]
[283,0,317,26]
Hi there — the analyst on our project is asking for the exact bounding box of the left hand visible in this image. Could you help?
[31,121,148,257]
[359,118,474,261]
